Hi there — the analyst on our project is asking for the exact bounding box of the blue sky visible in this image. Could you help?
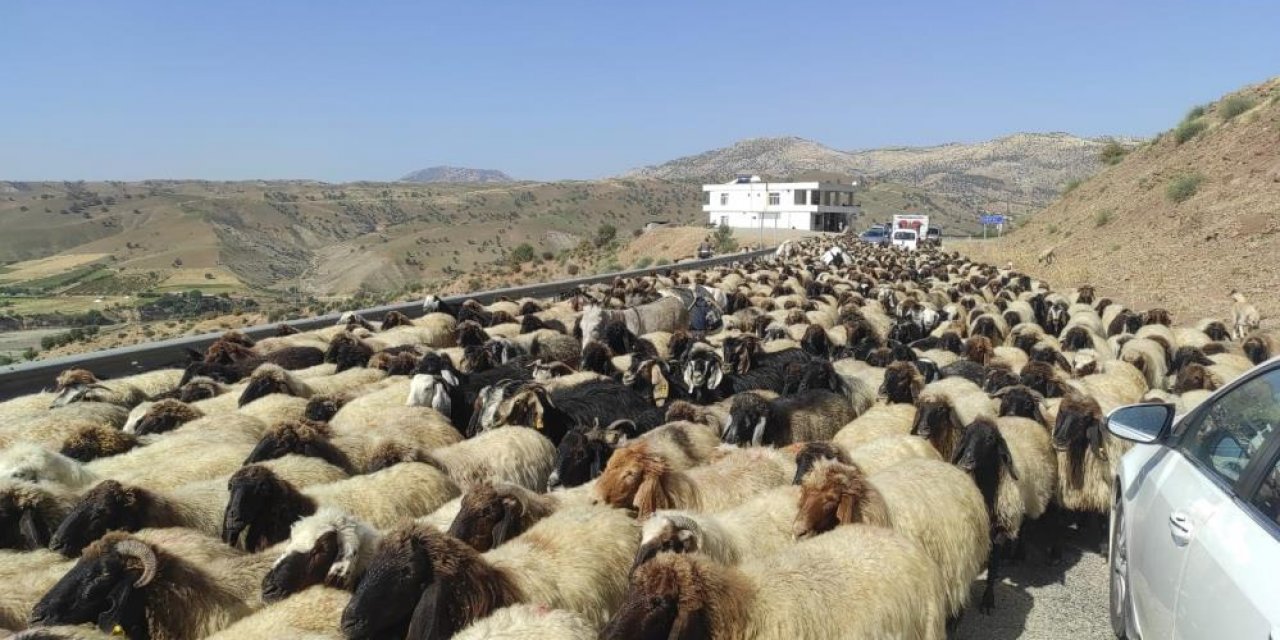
[3,0,1277,182]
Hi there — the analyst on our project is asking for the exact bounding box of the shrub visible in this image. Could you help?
[1099,141,1128,166]
[1063,179,1083,194]
[1166,172,1205,203]
[0,354,14,366]
[1093,209,1114,227]
[1185,105,1206,120]
[22,348,37,361]
[712,222,738,252]
[540,251,554,261]
[594,224,617,248]
[655,258,671,266]
[1174,118,1207,144]
[566,263,580,275]
[1219,95,1255,121]
[1046,224,1059,235]
[509,243,536,264]
[634,257,653,269]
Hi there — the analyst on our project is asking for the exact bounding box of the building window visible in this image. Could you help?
[720,193,729,206]
[768,192,780,206]
[703,191,710,205]
[794,190,806,205]
[810,190,821,205]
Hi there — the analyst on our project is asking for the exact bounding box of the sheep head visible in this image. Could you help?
[982,367,1021,395]
[1020,361,1066,398]
[380,310,413,330]
[793,460,874,539]
[531,359,576,383]
[31,534,158,638]
[176,377,225,402]
[723,393,771,447]
[238,364,309,407]
[448,482,550,553]
[680,348,724,402]
[1053,392,1106,466]
[126,398,202,436]
[882,361,924,404]
[50,480,148,557]
[325,332,373,372]
[951,417,1017,515]
[792,441,851,485]
[305,393,349,422]
[343,525,518,640]
[594,443,676,515]
[60,425,139,463]
[623,359,673,405]
[993,385,1048,424]
[456,320,489,348]
[490,384,559,440]
[0,480,65,550]
[581,341,619,377]
[632,513,703,575]
[262,508,378,602]
[369,350,422,376]
[602,554,713,640]
[548,421,633,490]
[243,420,354,473]
[223,465,313,552]
[911,395,962,456]
[1173,363,1221,394]
[1243,336,1271,365]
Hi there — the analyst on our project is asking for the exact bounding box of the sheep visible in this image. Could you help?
[478,379,665,445]
[831,403,919,451]
[633,485,800,569]
[452,604,596,640]
[1196,317,1233,342]
[259,507,381,602]
[369,425,556,493]
[794,458,989,618]
[603,523,947,640]
[447,481,561,552]
[340,505,639,639]
[1037,246,1055,265]
[222,460,457,552]
[48,368,184,409]
[721,389,857,447]
[243,411,462,474]
[237,363,386,407]
[950,416,1057,612]
[203,584,350,639]
[1052,391,1129,523]
[911,376,995,459]
[122,399,205,435]
[594,446,795,518]
[49,454,348,556]
[1121,337,1170,391]
[1242,330,1280,365]
[30,533,261,640]
[0,403,130,451]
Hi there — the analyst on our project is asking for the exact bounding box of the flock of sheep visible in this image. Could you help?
[0,236,1274,640]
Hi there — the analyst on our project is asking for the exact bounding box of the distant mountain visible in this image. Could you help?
[627,133,1144,211]
[399,166,514,183]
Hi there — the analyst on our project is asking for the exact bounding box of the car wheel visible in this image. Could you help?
[1109,491,1131,638]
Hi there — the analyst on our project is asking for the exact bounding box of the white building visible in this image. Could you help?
[702,175,860,232]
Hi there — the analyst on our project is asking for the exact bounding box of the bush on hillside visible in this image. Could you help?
[634,257,653,269]
[713,222,738,252]
[1219,96,1255,121]
[1166,172,1205,203]
[1185,105,1206,120]
[509,243,535,264]
[1099,141,1129,166]
[1093,209,1114,227]
[1063,178,1083,194]
[594,224,617,248]
[1174,118,1207,144]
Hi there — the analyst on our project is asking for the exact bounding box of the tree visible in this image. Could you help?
[713,222,738,252]
[510,243,536,264]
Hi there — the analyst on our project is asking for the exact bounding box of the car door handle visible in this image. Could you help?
[1169,511,1194,546]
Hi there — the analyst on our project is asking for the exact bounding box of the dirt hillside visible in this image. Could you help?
[960,77,1280,325]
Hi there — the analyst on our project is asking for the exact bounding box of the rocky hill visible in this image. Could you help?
[628,133,1143,212]
[399,166,514,183]
[958,77,1280,323]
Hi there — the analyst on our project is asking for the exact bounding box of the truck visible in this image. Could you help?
[891,214,931,251]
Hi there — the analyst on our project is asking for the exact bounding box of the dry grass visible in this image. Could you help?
[0,253,110,282]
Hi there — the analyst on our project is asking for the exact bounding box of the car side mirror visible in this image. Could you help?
[1106,403,1175,444]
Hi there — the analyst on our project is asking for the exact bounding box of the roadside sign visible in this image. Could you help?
[979,215,1005,225]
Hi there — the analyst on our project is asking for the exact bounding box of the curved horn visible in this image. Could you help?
[115,539,158,587]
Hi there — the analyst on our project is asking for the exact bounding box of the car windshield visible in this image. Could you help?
[893,231,916,240]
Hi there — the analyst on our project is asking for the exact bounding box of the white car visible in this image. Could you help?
[1106,359,1280,639]
[891,229,918,251]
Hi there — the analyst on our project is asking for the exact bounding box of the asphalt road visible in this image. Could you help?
[955,526,1113,640]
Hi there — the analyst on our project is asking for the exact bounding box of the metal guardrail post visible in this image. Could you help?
[0,248,776,400]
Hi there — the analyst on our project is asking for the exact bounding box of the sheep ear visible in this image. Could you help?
[668,604,711,640]
[18,507,50,550]
[681,362,697,393]
[95,578,136,635]
[441,370,460,387]
[706,364,723,391]
[998,438,1020,481]
[1088,423,1108,462]
[431,383,452,417]
[651,366,671,404]
[491,496,523,547]
[835,492,857,525]
[405,577,457,640]
[750,416,768,447]
[674,528,699,553]
[634,470,670,516]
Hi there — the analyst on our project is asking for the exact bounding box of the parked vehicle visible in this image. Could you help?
[859,227,888,245]
[1106,359,1280,639]
[891,229,919,251]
